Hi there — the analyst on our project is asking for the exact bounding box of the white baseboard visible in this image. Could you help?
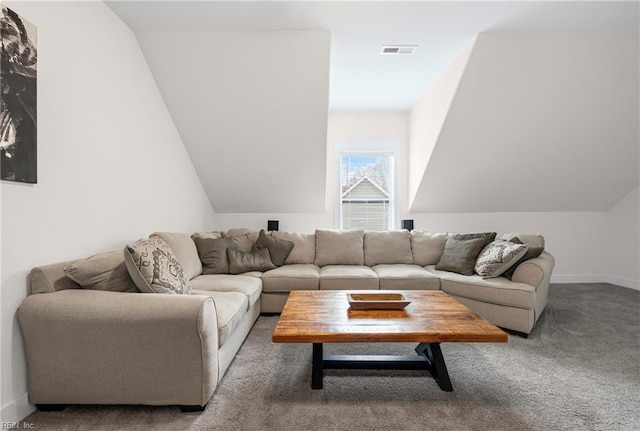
[1,393,35,424]
[551,274,639,290]
[551,274,607,284]
[606,275,640,291]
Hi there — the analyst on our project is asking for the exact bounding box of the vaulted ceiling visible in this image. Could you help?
[107,1,639,214]
[108,1,639,111]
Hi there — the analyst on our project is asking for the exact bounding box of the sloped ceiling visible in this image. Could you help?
[136,31,330,213]
[409,31,639,213]
[108,1,639,111]
[408,38,476,204]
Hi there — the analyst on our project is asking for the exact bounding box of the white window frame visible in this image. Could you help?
[335,141,400,231]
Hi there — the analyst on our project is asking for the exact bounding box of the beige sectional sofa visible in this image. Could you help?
[18,228,554,411]
[260,229,554,338]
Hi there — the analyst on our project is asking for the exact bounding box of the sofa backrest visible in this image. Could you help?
[496,233,545,249]
[410,231,450,266]
[151,231,202,280]
[364,231,414,266]
[272,231,316,264]
[314,229,365,266]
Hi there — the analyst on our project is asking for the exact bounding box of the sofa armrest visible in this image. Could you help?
[512,251,555,290]
[17,289,218,407]
[512,251,555,321]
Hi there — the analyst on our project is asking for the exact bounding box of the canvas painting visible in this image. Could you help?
[1,6,37,184]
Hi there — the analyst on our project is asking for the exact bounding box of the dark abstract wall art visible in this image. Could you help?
[1,7,37,184]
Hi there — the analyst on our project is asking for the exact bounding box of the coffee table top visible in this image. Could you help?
[272,290,508,344]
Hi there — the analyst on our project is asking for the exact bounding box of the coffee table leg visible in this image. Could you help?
[416,343,453,391]
[312,343,323,389]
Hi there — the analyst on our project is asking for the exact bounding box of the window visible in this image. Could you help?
[339,152,395,231]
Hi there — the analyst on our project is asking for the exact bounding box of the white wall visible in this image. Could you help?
[212,112,639,290]
[135,30,331,214]
[605,187,640,288]
[1,1,215,422]
[407,211,607,279]
[209,112,410,232]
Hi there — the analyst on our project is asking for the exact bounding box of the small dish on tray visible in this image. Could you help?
[346,293,411,310]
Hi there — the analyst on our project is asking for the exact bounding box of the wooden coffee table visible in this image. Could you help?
[272,290,508,391]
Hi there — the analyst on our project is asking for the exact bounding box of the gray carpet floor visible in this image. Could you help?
[23,283,640,431]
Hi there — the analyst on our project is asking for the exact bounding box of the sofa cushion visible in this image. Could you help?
[435,238,485,276]
[254,229,294,266]
[410,231,449,266]
[191,289,248,347]
[227,248,276,274]
[364,231,414,266]
[453,232,497,249]
[501,237,545,280]
[426,265,535,309]
[372,264,440,290]
[241,271,264,278]
[272,231,316,264]
[190,274,262,306]
[64,251,139,293]
[124,238,191,295]
[315,229,364,266]
[261,264,320,293]
[150,232,202,280]
[474,240,528,278]
[193,236,234,274]
[319,265,379,290]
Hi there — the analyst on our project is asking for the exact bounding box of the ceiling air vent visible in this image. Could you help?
[380,45,418,55]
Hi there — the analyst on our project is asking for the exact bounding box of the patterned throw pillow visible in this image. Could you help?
[123,237,191,294]
[474,240,528,278]
[501,237,545,280]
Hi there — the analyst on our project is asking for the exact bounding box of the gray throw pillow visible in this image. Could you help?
[474,240,528,278]
[435,238,485,276]
[123,237,191,295]
[253,229,294,266]
[64,250,139,293]
[193,236,235,274]
[222,231,258,252]
[227,248,276,275]
[453,232,497,249]
[502,237,545,280]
